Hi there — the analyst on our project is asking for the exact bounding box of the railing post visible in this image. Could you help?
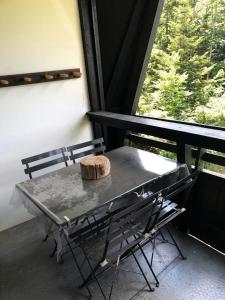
[194,147,206,170]
[176,142,192,171]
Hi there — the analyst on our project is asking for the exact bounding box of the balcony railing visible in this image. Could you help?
[87,111,225,253]
[87,111,225,170]
[127,133,225,169]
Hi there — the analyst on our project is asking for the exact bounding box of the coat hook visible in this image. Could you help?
[59,73,69,79]
[24,77,32,82]
[72,71,82,78]
[0,79,9,85]
[45,74,54,80]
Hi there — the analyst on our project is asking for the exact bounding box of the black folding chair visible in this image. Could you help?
[67,138,106,229]
[67,137,106,164]
[63,189,166,299]
[21,147,69,244]
[56,192,139,263]
[142,169,200,284]
[21,147,69,179]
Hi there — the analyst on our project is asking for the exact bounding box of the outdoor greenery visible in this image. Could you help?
[137,0,225,127]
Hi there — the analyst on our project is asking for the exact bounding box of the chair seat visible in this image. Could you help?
[135,199,181,234]
[68,192,140,240]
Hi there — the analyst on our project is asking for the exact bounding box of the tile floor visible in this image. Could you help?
[0,219,225,300]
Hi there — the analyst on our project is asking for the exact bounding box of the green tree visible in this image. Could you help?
[193,94,225,126]
[138,0,225,127]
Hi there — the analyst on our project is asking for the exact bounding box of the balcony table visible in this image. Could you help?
[12,146,189,262]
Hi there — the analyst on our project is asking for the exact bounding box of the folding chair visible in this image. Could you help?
[67,137,106,164]
[21,147,69,243]
[142,168,200,284]
[63,189,166,299]
[67,138,106,228]
[59,192,141,262]
[21,147,69,179]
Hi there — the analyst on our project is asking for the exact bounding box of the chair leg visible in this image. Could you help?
[108,240,124,299]
[79,261,100,289]
[80,246,107,300]
[150,232,156,267]
[159,229,167,242]
[63,233,92,298]
[42,234,49,242]
[166,226,186,260]
[108,255,121,300]
[132,234,159,287]
[49,239,57,258]
[137,243,159,287]
[125,239,154,292]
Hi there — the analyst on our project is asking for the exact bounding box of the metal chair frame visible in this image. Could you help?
[21,147,69,244]
[142,169,201,284]
[46,138,105,260]
[76,168,200,297]
[67,137,106,164]
[64,189,166,299]
[21,147,69,179]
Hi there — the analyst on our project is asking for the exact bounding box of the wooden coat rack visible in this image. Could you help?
[0,68,82,88]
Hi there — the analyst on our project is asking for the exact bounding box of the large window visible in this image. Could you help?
[137,0,225,127]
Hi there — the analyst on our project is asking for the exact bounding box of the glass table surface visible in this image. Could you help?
[16,146,188,226]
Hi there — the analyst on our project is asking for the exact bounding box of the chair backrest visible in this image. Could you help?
[101,169,200,262]
[150,169,200,233]
[161,168,200,207]
[72,189,160,261]
[100,191,161,263]
[21,147,69,179]
[67,138,105,164]
[69,169,200,266]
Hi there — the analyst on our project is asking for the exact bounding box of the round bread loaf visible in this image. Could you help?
[80,155,110,180]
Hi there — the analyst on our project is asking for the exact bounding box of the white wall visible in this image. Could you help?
[0,0,93,231]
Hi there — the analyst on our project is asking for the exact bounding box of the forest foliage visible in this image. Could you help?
[137,0,225,127]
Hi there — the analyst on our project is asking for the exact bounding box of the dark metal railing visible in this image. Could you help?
[87,111,225,253]
[87,111,225,172]
[127,133,225,168]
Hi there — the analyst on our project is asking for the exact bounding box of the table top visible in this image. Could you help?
[16,146,188,225]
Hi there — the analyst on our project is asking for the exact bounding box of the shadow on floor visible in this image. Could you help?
[0,219,225,300]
